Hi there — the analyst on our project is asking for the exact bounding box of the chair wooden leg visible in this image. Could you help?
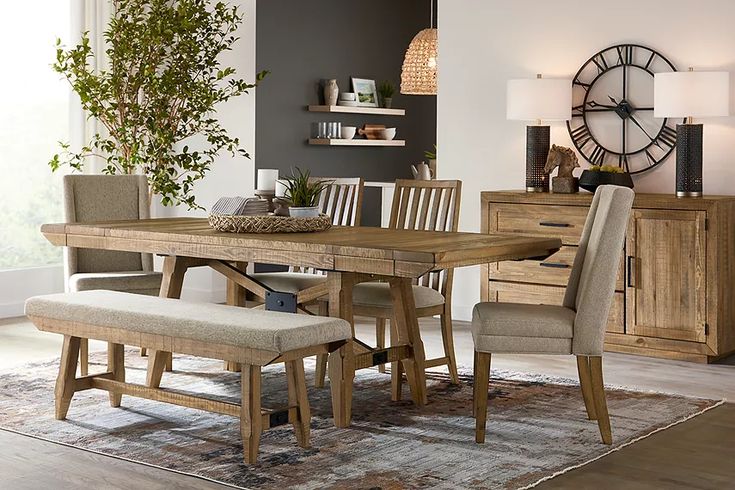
[376,318,386,373]
[55,335,81,420]
[589,356,613,445]
[474,351,491,443]
[440,312,460,384]
[286,360,311,448]
[328,342,355,428]
[241,364,262,464]
[389,318,403,401]
[79,338,89,376]
[576,355,597,420]
[314,301,329,388]
[108,343,125,407]
[146,350,168,388]
[472,350,479,418]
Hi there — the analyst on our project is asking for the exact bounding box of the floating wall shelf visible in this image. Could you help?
[308,138,406,147]
[307,105,406,116]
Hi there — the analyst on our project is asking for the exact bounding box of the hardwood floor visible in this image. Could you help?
[2,315,734,488]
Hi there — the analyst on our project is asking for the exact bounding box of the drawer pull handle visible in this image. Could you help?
[540,262,570,269]
[627,255,635,288]
[539,221,571,228]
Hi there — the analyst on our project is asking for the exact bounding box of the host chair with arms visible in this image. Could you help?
[313,179,462,392]
[63,175,163,375]
[472,185,634,444]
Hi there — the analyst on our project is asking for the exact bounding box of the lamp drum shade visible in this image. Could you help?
[654,71,730,118]
[507,78,572,121]
[400,28,438,95]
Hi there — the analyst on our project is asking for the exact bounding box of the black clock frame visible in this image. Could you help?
[567,44,685,175]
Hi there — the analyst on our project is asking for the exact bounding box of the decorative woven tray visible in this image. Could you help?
[208,213,332,234]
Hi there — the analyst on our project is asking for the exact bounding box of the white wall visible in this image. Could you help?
[153,0,257,303]
[438,0,735,320]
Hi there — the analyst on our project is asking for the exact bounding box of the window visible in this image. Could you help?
[0,2,71,270]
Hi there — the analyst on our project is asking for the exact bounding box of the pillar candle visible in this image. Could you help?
[257,169,278,191]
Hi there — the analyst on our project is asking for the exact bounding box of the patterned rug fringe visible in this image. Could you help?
[519,399,727,490]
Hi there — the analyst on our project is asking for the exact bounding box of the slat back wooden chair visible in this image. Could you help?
[63,175,163,376]
[471,185,634,445]
[346,179,462,390]
[249,177,364,288]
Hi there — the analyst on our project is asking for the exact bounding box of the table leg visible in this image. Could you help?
[224,262,248,373]
[327,272,355,427]
[147,256,188,387]
[389,277,428,406]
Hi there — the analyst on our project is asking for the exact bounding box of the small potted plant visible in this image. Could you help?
[281,167,332,218]
[378,80,395,109]
[578,164,634,193]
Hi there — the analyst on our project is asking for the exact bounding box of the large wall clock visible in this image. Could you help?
[567,44,684,174]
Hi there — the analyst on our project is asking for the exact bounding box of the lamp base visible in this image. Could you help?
[526,125,550,193]
[675,123,703,198]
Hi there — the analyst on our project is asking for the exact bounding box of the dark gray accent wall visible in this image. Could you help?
[255,0,437,227]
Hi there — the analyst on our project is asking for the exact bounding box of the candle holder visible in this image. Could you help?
[273,197,292,216]
[254,190,276,213]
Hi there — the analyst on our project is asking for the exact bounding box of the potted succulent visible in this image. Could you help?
[578,165,634,193]
[281,168,332,218]
[378,80,395,109]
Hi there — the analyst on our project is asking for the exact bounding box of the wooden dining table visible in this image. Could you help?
[41,218,561,426]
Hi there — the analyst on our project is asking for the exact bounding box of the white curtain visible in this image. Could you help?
[70,0,112,174]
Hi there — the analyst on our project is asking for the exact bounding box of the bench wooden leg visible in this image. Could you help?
[55,335,81,420]
[146,350,168,388]
[241,364,262,464]
[328,342,354,428]
[286,360,311,448]
[108,343,125,407]
[79,338,89,376]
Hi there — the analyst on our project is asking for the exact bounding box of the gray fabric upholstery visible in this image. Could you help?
[69,271,163,296]
[250,272,326,295]
[25,290,352,354]
[472,185,634,357]
[352,283,445,309]
[63,175,154,282]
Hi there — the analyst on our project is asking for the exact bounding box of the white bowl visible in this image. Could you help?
[341,126,357,139]
[339,92,356,101]
[377,128,397,140]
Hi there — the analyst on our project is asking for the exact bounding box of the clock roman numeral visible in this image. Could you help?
[616,45,634,65]
[658,125,678,149]
[644,51,657,70]
[572,104,585,117]
[589,145,606,165]
[591,53,609,73]
[619,153,630,173]
[645,149,658,167]
[570,124,593,148]
[574,79,591,91]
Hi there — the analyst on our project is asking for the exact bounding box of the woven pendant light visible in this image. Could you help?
[400,1,437,95]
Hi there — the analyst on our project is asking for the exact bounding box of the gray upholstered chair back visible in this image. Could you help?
[563,185,634,355]
[63,175,153,281]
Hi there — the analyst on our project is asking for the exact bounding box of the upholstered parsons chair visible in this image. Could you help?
[63,175,163,375]
[472,185,635,445]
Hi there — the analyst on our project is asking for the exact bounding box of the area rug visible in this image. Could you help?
[0,351,721,490]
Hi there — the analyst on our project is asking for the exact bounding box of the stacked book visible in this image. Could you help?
[211,197,270,216]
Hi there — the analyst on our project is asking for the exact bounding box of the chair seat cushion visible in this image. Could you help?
[25,290,351,354]
[472,302,575,354]
[69,271,162,295]
[352,282,445,309]
[250,272,327,295]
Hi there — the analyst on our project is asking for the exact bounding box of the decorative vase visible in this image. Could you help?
[288,206,320,218]
[324,79,339,106]
[382,97,393,109]
[578,170,634,193]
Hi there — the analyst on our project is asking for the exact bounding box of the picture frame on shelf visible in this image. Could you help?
[351,77,378,107]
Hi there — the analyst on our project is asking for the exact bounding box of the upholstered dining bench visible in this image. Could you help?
[24,290,353,464]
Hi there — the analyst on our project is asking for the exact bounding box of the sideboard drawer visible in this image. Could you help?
[491,203,588,246]
[487,281,624,334]
[489,246,624,291]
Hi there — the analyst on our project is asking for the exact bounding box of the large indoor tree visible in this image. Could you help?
[51,0,266,208]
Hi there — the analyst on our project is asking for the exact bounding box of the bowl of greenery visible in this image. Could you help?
[280,168,332,218]
[579,165,634,193]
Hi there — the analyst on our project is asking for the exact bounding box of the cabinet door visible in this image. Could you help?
[626,209,706,342]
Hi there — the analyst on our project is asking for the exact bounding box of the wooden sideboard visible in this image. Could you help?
[481,190,735,363]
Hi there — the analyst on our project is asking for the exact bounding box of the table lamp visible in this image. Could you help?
[654,69,730,197]
[507,75,572,192]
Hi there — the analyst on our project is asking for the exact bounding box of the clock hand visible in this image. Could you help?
[586,100,617,110]
[628,114,663,148]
